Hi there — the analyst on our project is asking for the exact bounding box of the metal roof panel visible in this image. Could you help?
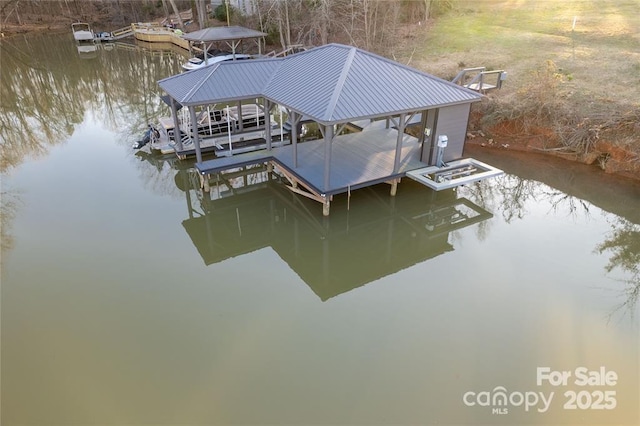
[158,43,482,122]
[181,25,267,42]
[159,58,282,105]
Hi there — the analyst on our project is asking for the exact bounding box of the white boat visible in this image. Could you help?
[134,103,290,158]
[181,53,255,71]
[72,22,95,43]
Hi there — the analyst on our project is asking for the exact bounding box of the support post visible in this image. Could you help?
[264,99,272,150]
[170,97,182,152]
[390,179,398,196]
[189,106,203,164]
[427,109,440,165]
[323,124,334,192]
[417,109,428,148]
[237,101,243,132]
[202,41,207,65]
[290,110,298,168]
[393,113,407,173]
[323,198,330,216]
[227,40,240,57]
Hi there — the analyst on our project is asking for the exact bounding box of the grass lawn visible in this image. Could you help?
[398,0,639,177]
[407,0,639,103]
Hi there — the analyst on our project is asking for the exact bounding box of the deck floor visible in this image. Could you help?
[197,128,427,196]
[272,128,425,195]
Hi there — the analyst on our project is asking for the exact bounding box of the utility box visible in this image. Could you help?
[436,135,448,167]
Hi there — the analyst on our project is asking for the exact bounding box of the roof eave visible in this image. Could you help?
[315,98,483,126]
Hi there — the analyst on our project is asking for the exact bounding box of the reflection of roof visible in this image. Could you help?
[181,25,267,42]
[182,182,492,301]
[158,43,482,125]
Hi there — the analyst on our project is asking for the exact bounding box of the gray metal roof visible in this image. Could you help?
[181,25,267,42]
[159,58,282,104]
[158,43,482,124]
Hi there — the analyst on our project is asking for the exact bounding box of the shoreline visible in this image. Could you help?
[2,25,638,183]
[464,127,640,183]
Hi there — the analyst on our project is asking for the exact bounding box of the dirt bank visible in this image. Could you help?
[466,113,640,182]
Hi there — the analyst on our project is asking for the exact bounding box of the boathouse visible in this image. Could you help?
[158,43,499,215]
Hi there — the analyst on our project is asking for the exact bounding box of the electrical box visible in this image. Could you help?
[436,135,448,167]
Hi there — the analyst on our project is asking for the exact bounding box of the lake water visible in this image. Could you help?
[1,33,639,425]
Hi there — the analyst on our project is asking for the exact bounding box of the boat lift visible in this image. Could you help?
[407,134,503,190]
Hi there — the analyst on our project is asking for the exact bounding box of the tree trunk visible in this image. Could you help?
[424,0,432,20]
[196,0,207,29]
[161,0,170,23]
[167,0,184,29]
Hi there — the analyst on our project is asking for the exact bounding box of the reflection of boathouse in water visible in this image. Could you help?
[177,168,492,301]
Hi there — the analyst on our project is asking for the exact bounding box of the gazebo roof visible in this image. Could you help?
[181,25,267,42]
[158,43,482,125]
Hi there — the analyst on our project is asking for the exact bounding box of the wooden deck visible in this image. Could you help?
[196,128,427,213]
[132,23,190,50]
[271,128,425,196]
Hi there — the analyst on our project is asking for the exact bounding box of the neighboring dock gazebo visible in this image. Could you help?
[158,43,490,215]
[182,25,267,58]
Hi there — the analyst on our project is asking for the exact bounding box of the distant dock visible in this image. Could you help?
[131,22,190,50]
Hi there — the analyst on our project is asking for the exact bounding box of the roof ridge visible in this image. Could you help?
[183,65,221,103]
[261,58,286,94]
[323,46,357,122]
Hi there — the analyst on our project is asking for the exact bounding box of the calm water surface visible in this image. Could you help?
[1,34,639,425]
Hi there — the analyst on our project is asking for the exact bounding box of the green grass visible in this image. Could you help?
[404,0,640,106]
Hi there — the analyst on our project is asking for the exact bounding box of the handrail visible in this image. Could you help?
[112,26,133,37]
[451,67,485,85]
[452,67,506,91]
[465,70,506,91]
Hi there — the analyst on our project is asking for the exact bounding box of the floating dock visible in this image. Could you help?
[406,158,504,191]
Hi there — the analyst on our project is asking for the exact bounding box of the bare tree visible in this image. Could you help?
[194,0,208,29]
[160,0,170,22]
[423,0,432,20]
[167,0,184,29]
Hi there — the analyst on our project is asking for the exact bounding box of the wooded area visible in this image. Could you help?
[0,0,450,52]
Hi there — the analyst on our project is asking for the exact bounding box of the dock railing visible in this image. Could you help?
[160,9,193,26]
[111,25,134,39]
[132,22,165,32]
[452,67,507,92]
